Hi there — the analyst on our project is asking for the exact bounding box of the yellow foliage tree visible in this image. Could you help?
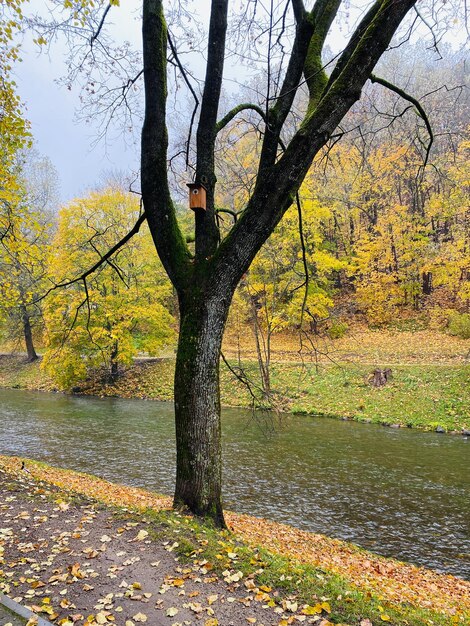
[0,150,57,359]
[42,188,175,388]
[427,136,470,310]
[0,0,30,208]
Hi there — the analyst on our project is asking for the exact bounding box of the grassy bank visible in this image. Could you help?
[1,456,468,626]
[0,352,468,431]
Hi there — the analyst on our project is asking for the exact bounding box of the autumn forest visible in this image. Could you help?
[0,1,469,625]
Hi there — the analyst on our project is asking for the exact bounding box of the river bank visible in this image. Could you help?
[2,387,467,577]
[0,456,468,626]
[0,353,469,432]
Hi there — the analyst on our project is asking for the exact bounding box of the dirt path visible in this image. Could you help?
[0,468,316,626]
[0,456,468,624]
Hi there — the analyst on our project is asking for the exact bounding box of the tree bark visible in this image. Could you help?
[173,289,230,527]
[110,341,119,382]
[422,271,433,296]
[20,304,38,362]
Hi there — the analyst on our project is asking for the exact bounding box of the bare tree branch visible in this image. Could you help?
[216,103,267,133]
[90,3,112,45]
[36,212,147,304]
[370,73,434,169]
[167,31,200,168]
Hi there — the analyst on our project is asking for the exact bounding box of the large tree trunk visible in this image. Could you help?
[173,292,230,527]
[20,304,38,362]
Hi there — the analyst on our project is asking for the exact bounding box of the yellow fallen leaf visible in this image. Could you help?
[285,600,298,612]
[136,530,148,541]
[133,613,147,623]
[69,563,84,579]
[302,604,322,615]
[380,616,391,622]
[31,581,45,589]
[166,608,179,617]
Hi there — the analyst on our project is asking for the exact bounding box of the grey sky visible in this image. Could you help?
[16,2,143,203]
[14,1,465,205]
[14,0,350,204]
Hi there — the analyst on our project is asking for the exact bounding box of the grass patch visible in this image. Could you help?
[121,506,463,626]
[0,352,468,431]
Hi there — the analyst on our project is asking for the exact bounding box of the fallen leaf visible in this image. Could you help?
[167,608,179,617]
[136,530,148,541]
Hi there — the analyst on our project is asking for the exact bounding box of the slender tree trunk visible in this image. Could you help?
[110,341,119,382]
[173,291,230,527]
[250,300,271,398]
[422,271,433,296]
[20,304,38,362]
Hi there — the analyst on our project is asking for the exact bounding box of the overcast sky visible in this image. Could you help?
[15,0,351,204]
[14,3,141,203]
[14,1,466,205]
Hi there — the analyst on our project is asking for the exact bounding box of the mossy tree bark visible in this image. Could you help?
[173,290,230,525]
[141,0,417,526]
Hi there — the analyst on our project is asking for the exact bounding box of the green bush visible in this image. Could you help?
[327,320,348,339]
[448,312,470,339]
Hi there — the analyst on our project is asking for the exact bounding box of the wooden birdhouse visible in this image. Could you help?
[187,183,207,211]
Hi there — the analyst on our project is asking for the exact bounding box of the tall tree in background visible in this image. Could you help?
[0,150,58,360]
[26,0,464,524]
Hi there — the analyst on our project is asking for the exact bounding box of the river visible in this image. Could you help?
[0,388,468,578]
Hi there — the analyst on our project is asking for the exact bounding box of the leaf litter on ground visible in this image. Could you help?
[0,455,468,626]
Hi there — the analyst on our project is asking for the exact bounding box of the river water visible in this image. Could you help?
[0,388,468,578]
